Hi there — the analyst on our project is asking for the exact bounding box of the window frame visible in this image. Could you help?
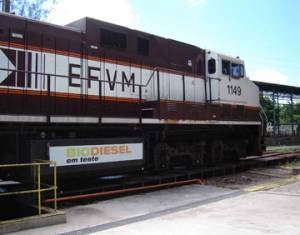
[222,60,230,76]
[239,64,245,78]
[208,58,216,74]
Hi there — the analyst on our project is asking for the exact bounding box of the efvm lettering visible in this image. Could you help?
[69,63,136,92]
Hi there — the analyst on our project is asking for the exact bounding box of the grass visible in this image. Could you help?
[266,145,300,153]
[265,145,300,169]
[280,157,300,169]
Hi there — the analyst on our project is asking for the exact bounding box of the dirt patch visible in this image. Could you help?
[205,166,294,190]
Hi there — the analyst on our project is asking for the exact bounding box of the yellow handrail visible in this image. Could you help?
[0,160,57,217]
[0,162,53,167]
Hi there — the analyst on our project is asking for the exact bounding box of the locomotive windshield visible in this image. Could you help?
[231,63,240,78]
[231,63,245,79]
[222,59,244,78]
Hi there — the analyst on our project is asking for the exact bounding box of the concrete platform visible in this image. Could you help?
[0,210,66,235]
[10,179,300,235]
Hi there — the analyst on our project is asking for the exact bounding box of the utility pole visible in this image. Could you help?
[2,0,10,13]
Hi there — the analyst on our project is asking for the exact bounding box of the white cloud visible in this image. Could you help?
[251,68,288,85]
[185,0,207,7]
[47,0,140,29]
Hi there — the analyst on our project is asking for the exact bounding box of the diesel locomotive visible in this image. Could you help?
[0,12,263,179]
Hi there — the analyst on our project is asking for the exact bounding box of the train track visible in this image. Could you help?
[45,151,300,204]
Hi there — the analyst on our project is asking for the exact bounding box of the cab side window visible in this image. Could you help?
[222,60,230,75]
[208,58,216,74]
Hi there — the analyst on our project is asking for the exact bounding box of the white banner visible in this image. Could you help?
[49,143,143,167]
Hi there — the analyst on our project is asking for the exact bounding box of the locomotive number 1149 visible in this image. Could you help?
[227,85,242,96]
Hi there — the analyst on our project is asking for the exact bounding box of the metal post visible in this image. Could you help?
[53,161,57,211]
[37,164,41,215]
[290,94,294,135]
[272,90,276,136]
[157,70,161,119]
[139,85,142,124]
[277,93,280,135]
[33,164,37,190]
[2,0,10,13]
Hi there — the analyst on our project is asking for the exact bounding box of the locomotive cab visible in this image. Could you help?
[205,51,260,108]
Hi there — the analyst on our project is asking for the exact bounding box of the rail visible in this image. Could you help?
[44,151,299,204]
[0,160,57,216]
[45,179,203,203]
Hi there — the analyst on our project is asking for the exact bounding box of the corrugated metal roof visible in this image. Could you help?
[254,81,300,95]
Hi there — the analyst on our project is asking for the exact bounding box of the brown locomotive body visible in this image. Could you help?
[0,12,262,180]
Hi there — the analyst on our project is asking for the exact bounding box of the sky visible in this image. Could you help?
[47,0,300,86]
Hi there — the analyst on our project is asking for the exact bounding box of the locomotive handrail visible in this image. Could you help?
[0,66,202,88]
[206,76,221,81]
[0,67,157,89]
[143,67,158,87]
[0,66,160,122]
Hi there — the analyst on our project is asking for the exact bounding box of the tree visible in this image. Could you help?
[279,104,292,124]
[260,94,279,124]
[260,94,300,125]
[9,0,58,20]
[281,102,300,124]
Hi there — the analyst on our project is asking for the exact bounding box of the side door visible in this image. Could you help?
[205,51,220,102]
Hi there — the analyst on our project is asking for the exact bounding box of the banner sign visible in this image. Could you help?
[49,143,143,167]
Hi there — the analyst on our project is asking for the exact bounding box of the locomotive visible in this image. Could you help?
[0,12,262,179]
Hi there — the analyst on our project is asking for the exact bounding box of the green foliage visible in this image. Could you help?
[260,94,300,124]
[10,0,58,20]
[260,95,279,124]
[281,102,300,123]
[280,104,291,123]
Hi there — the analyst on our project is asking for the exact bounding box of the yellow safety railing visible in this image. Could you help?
[0,160,57,216]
